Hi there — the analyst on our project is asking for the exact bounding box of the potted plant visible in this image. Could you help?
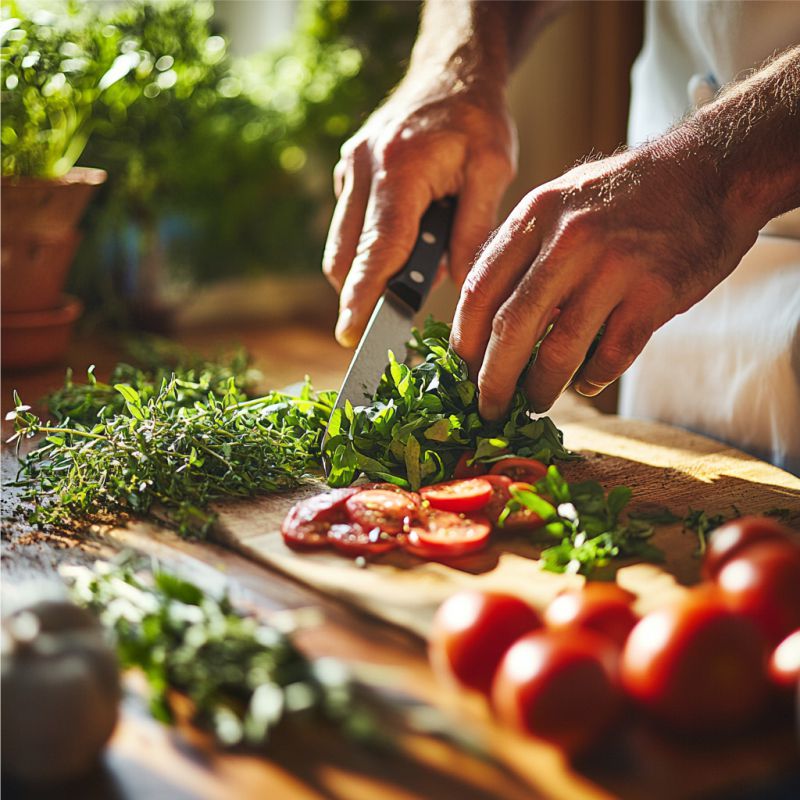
[0,6,135,368]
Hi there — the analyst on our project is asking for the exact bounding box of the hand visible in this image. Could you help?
[323,75,516,346]
[450,137,762,420]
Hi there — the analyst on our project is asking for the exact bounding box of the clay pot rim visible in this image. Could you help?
[1,166,107,188]
[1,295,83,329]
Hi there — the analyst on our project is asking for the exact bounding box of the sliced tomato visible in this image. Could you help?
[502,481,547,531]
[453,451,488,479]
[404,510,491,558]
[482,475,513,527]
[345,489,418,534]
[327,522,399,556]
[489,457,548,483]
[420,478,493,513]
[281,488,359,549]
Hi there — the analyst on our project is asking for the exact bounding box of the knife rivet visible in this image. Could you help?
[421,232,436,245]
[409,270,425,284]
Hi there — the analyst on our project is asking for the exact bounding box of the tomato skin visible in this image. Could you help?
[404,511,491,558]
[429,591,542,696]
[453,451,488,479]
[716,542,800,646]
[489,458,548,483]
[281,488,360,549]
[768,629,800,691]
[702,516,797,580]
[491,629,621,755]
[544,583,638,648]
[620,588,769,733]
[420,478,493,513]
[327,523,399,556]
[345,489,419,534]
[482,475,513,527]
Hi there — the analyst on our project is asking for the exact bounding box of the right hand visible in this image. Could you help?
[323,75,517,346]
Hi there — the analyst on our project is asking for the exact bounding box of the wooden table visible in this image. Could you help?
[2,325,799,800]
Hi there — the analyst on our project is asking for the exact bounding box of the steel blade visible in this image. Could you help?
[322,293,413,472]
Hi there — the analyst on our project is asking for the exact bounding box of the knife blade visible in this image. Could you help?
[323,196,457,473]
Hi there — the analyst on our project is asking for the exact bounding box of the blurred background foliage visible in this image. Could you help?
[1,0,420,324]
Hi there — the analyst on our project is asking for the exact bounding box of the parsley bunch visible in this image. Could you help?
[500,466,664,576]
[324,318,577,490]
[67,560,379,748]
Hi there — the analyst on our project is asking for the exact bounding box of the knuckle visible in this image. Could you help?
[491,303,528,346]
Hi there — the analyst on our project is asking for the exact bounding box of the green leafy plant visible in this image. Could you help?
[500,466,664,576]
[324,318,577,490]
[66,559,381,747]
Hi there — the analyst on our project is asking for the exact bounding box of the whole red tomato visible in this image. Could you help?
[491,629,621,755]
[620,588,769,733]
[702,516,797,580]
[716,542,800,646]
[429,591,542,696]
[544,583,639,648]
[768,629,800,691]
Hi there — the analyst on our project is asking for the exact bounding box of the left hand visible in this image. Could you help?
[450,137,763,420]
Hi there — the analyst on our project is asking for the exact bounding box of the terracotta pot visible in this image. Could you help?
[1,295,83,370]
[1,167,106,313]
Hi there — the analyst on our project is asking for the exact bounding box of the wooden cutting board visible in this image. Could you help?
[212,406,800,638]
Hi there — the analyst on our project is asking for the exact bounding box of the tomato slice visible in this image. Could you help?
[404,510,491,558]
[345,489,419,534]
[453,451,488,479]
[327,522,399,556]
[482,475,513,527]
[489,457,548,483]
[420,478,493,513]
[502,481,546,531]
[281,488,359,549]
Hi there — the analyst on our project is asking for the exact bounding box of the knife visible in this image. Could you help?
[323,196,457,473]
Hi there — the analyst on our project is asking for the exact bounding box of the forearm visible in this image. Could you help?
[403,0,561,94]
[663,46,800,232]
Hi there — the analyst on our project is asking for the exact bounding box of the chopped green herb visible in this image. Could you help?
[66,559,382,748]
[500,465,663,576]
[682,508,737,556]
[323,318,578,490]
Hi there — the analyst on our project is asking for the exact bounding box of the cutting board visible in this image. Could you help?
[211,406,800,638]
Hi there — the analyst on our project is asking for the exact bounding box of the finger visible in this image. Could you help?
[475,253,586,420]
[521,276,624,414]
[449,159,511,286]
[572,299,667,397]
[336,173,431,346]
[333,159,347,198]
[450,203,545,379]
[323,152,372,292]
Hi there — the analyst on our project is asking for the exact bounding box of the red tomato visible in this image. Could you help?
[502,481,547,531]
[429,591,542,695]
[345,489,418,534]
[768,629,800,690]
[281,488,360,549]
[702,516,797,579]
[489,458,548,483]
[327,523,399,556]
[420,478,493,513]
[544,583,639,648]
[404,510,491,558]
[491,629,621,755]
[716,542,800,646]
[620,588,769,733]
[453,451,488,479]
[482,475,513,527]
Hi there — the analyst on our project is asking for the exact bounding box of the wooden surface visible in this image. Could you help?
[213,410,800,638]
[3,326,800,800]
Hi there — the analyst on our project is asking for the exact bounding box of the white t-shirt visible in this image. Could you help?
[620,0,800,474]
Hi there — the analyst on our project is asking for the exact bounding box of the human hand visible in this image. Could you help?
[323,74,516,347]
[450,137,763,420]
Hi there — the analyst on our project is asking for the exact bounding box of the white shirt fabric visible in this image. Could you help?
[620,0,800,474]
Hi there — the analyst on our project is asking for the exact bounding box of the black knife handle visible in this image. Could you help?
[387,196,457,313]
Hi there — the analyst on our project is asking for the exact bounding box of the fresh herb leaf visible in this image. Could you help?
[501,465,663,576]
[682,507,738,556]
[324,318,578,490]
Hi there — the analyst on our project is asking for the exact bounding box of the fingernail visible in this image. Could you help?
[335,309,355,347]
[574,379,607,397]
